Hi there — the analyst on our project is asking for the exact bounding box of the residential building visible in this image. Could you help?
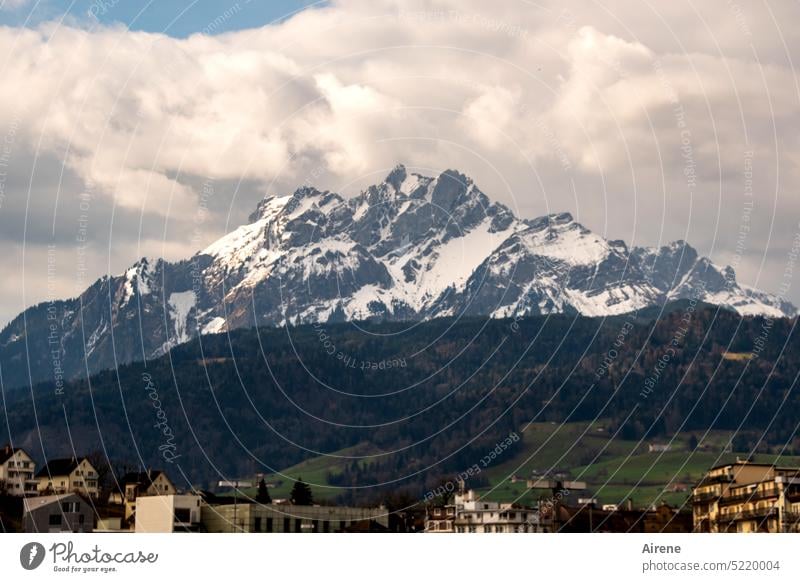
[0,445,38,496]
[109,470,177,526]
[692,460,800,533]
[425,504,456,533]
[449,490,541,533]
[134,494,203,533]
[23,494,94,533]
[648,443,673,453]
[36,457,99,498]
[202,502,388,533]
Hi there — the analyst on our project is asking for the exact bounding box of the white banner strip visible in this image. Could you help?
[1,533,798,581]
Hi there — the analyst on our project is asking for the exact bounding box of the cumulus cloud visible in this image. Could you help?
[1,0,799,323]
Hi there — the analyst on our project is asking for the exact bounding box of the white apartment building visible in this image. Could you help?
[447,490,540,533]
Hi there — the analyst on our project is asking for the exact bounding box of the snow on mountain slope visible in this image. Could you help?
[519,213,613,266]
[120,259,154,307]
[430,212,665,319]
[0,164,794,389]
[191,166,796,330]
[168,291,196,344]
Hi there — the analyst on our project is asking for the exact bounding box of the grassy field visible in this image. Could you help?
[225,420,800,508]
[227,443,377,502]
[474,422,800,507]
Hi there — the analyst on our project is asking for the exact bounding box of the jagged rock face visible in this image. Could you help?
[0,165,794,389]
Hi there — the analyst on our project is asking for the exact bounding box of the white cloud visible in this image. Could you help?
[1,0,800,323]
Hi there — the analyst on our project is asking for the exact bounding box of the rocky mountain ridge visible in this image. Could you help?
[0,165,793,389]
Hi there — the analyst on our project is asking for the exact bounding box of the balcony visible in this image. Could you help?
[719,489,780,505]
[7,471,33,479]
[783,512,800,523]
[692,491,720,503]
[718,507,778,522]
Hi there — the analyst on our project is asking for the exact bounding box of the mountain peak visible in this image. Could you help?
[526,212,576,231]
[293,185,324,198]
[430,169,472,211]
[247,194,291,223]
[384,164,408,191]
[551,211,574,224]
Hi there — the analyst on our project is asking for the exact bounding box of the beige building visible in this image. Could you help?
[36,457,99,498]
[202,502,389,533]
[692,460,800,533]
[109,470,177,526]
[135,494,202,533]
[0,445,38,496]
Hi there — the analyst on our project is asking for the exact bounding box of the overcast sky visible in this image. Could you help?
[0,0,799,325]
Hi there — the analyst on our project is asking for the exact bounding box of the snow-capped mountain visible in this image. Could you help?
[0,165,794,389]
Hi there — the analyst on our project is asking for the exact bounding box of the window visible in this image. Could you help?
[294,519,302,533]
[323,520,330,533]
[266,517,273,533]
[174,508,191,523]
[62,501,80,513]
[254,517,262,532]
[49,514,62,526]
[312,519,319,533]
[283,517,290,532]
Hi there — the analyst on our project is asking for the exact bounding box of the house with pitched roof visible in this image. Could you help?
[0,444,38,496]
[108,469,177,526]
[36,457,99,499]
[23,493,94,533]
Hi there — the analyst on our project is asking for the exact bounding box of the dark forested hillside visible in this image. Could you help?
[2,305,799,501]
